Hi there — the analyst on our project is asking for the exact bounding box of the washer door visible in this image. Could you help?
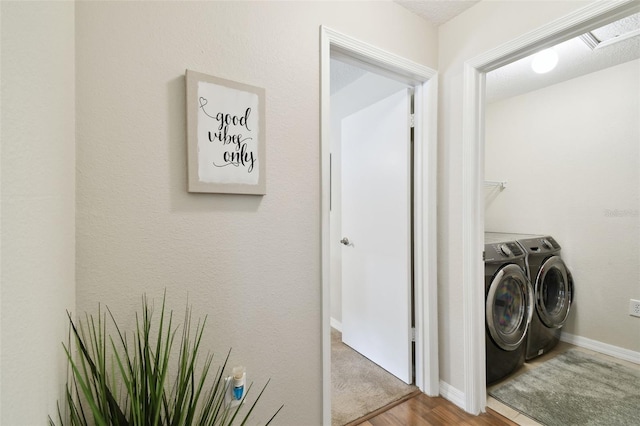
[535,256,573,328]
[486,264,534,351]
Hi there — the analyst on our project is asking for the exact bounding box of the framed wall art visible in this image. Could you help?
[186,70,266,194]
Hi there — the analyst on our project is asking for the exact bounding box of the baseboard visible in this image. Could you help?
[439,380,465,410]
[561,332,640,365]
[330,317,342,332]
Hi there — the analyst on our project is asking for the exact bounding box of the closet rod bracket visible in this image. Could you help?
[484,180,508,191]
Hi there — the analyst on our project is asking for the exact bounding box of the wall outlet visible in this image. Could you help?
[630,299,640,318]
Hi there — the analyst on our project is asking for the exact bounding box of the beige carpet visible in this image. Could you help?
[331,328,417,425]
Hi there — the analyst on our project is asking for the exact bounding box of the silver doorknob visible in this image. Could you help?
[340,237,350,246]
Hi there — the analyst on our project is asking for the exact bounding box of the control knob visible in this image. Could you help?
[499,244,512,257]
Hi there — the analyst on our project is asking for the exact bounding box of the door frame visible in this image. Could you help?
[461,0,640,414]
[320,26,439,425]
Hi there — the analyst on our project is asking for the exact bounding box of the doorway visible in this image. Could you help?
[320,26,439,425]
[328,61,417,424]
[483,10,640,425]
[460,0,640,414]
[332,60,414,380]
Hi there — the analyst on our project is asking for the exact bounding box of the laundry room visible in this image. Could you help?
[483,13,640,423]
[485,53,639,357]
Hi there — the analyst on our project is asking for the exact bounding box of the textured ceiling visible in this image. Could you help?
[592,12,639,41]
[394,0,480,26]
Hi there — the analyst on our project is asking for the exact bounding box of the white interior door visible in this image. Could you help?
[341,88,412,384]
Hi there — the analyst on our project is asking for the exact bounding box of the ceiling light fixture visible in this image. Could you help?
[531,48,559,74]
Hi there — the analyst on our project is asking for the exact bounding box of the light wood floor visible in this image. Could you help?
[355,393,518,426]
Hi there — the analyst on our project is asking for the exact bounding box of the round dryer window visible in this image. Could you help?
[486,264,534,351]
[536,256,573,328]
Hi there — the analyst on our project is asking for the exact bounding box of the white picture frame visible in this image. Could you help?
[186,70,266,195]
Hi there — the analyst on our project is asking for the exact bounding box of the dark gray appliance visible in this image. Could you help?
[517,235,574,360]
[484,233,534,384]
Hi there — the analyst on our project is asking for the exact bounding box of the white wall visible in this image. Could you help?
[485,59,640,353]
[75,2,437,424]
[437,0,592,400]
[1,1,76,423]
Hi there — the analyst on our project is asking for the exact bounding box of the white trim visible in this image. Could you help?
[462,59,487,417]
[561,332,640,365]
[439,380,465,410]
[325,27,437,85]
[321,27,332,426]
[415,73,440,397]
[329,318,342,333]
[579,32,600,50]
[320,25,439,425]
[461,0,640,415]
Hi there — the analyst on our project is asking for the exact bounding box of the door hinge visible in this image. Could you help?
[410,113,415,128]
[411,327,416,342]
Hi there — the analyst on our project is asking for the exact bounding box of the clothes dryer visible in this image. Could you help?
[484,233,534,384]
[517,236,574,360]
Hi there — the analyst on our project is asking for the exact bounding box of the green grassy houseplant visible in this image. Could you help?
[50,294,282,425]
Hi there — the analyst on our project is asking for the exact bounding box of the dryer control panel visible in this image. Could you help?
[518,236,560,254]
[484,242,524,263]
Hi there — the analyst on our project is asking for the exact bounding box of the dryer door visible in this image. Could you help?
[486,264,534,351]
[535,256,573,328]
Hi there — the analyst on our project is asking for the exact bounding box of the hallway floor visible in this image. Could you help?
[359,393,517,425]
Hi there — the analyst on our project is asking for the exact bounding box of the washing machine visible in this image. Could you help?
[517,235,574,360]
[484,233,534,384]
